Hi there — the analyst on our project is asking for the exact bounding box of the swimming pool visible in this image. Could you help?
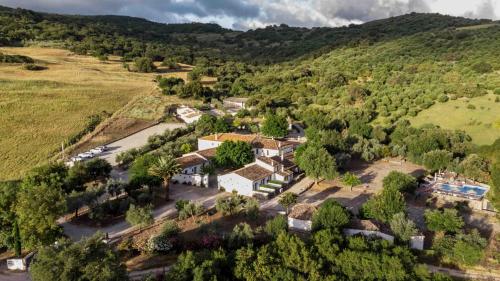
[437,183,488,198]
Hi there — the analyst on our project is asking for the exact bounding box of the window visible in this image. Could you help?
[193,166,197,173]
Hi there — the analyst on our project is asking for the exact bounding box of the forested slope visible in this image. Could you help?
[0,5,491,63]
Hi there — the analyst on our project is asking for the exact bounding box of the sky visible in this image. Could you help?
[0,0,498,30]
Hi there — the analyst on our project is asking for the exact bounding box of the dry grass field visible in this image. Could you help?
[0,47,197,180]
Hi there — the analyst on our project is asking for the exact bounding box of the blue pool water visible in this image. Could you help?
[438,183,488,197]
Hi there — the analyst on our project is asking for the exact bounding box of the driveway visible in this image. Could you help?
[62,184,221,241]
[98,122,186,166]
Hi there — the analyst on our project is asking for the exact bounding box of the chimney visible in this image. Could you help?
[281,154,284,161]
[281,164,285,173]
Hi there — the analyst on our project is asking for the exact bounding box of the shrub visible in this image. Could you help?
[264,215,288,238]
[161,220,180,237]
[134,57,156,73]
[147,233,173,253]
[312,199,350,231]
[437,94,448,103]
[467,104,476,109]
[494,88,500,95]
[216,193,246,215]
[23,64,47,71]
[245,198,259,220]
[471,61,493,73]
[178,201,205,220]
[389,212,417,242]
[424,208,464,234]
[382,171,417,193]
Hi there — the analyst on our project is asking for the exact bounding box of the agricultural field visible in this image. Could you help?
[408,94,500,145]
[0,47,195,180]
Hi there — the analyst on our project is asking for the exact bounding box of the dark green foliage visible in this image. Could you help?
[422,150,453,172]
[134,57,156,73]
[0,52,34,63]
[16,182,66,249]
[215,140,254,168]
[382,171,417,193]
[129,154,162,188]
[261,114,289,138]
[278,192,298,214]
[157,76,184,95]
[312,199,350,231]
[432,229,487,266]
[295,144,338,183]
[126,204,154,228]
[30,233,128,281]
[264,215,288,238]
[0,181,19,250]
[22,63,47,71]
[361,183,406,223]
[424,208,464,234]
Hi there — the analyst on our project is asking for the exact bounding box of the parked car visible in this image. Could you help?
[70,156,83,162]
[78,152,94,158]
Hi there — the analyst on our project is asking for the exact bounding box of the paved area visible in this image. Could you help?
[62,184,220,241]
[0,265,29,281]
[98,122,186,166]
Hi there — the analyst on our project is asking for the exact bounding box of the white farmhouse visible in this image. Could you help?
[198,133,299,157]
[172,148,216,187]
[217,152,298,197]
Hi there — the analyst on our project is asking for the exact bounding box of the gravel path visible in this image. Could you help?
[62,184,220,241]
[98,122,186,166]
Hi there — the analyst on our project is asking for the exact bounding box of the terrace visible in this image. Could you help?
[430,172,490,201]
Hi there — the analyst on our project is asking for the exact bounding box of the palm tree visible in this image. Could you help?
[148,155,181,201]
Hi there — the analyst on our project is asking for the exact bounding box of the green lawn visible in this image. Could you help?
[408,94,500,145]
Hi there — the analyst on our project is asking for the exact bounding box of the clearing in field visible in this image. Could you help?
[408,94,500,145]
[0,47,195,180]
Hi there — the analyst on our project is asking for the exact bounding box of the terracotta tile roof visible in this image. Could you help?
[200,133,297,150]
[288,203,317,220]
[200,133,256,143]
[176,154,207,169]
[234,164,273,182]
[196,148,217,159]
[270,154,296,169]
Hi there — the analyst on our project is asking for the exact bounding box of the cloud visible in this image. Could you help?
[0,0,497,30]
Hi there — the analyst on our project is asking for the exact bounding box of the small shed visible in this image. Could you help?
[288,203,317,231]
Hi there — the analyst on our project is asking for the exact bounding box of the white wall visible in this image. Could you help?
[288,217,312,231]
[255,158,275,172]
[343,229,395,243]
[218,173,254,196]
[254,148,280,157]
[198,139,221,150]
[410,235,425,250]
[172,173,209,187]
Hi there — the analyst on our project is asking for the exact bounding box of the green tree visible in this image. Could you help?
[341,172,362,191]
[195,114,217,135]
[312,199,350,231]
[362,186,406,223]
[229,223,254,249]
[180,143,193,154]
[458,154,489,182]
[129,154,162,189]
[215,140,254,168]
[295,144,338,184]
[134,57,156,73]
[148,155,181,201]
[245,197,260,220]
[383,171,417,193]
[424,208,464,234]
[264,215,288,238]
[12,220,21,257]
[178,201,205,221]
[422,150,452,173]
[0,182,19,250]
[261,114,288,138]
[278,192,298,214]
[30,233,128,281]
[16,182,66,249]
[125,204,154,230]
[390,212,417,242]
[216,192,246,215]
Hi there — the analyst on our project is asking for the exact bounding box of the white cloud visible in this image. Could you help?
[0,0,497,30]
